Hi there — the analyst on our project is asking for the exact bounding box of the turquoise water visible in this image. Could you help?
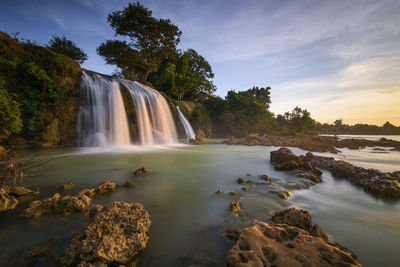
[0,142,399,266]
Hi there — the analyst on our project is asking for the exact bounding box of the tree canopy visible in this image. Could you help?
[47,35,88,64]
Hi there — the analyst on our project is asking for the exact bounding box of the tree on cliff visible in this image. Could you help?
[47,35,88,64]
[97,2,181,83]
[0,78,22,134]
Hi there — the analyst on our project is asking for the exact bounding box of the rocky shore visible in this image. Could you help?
[270,147,400,197]
[226,135,400,153]
[226,208,361,267]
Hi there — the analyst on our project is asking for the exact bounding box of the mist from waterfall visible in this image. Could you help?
[76,70,178,147]
[176,106,195,140]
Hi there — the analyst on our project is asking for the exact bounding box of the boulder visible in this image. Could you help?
[270,147,300,165]
[226,220,361,267]
[60,182,75,191]
[60,202,151,266]
[133,167,149,176]
[230,201,241,217]
[21,193,92,217]
[274,160,299,170]
[0,189,18,212]
[190,129,206,144]
[78,181,117,197]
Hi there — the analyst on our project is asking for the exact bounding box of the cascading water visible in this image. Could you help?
[76,71,131,146]
[120,81,178,145]
[176,106,195,140]
[76,70,178,147]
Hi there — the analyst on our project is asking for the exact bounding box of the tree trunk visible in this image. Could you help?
[140,69,151,83]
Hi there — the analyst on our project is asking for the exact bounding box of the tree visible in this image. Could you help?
[0,77,22,134]
[47,35,88,64]
[98,2,181,82]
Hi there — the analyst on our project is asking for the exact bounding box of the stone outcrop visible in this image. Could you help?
[3,185,39,198]
[226,208,361,267]
[133,167,149,176]
[60,182,75,191]
[0,188,18,212]
[270,148,322,183]
[20,193,92,218]
[190,129,206,144]
[78,180,117,197]
[59,202,151,266]
[230,201,241,217]
[309,153,400,197]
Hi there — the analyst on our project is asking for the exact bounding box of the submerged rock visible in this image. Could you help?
[60,202,151,266]
[236,177,245,184]
[124,180,136,188]
[273,190,291,199]
[230,201,241,217]
[21,193,92,218]
[4,185,39,198]
[59,182,75,191]
[259,175,272,184]
[19,238,56,267]
[133,167,149,176]
[215,189,223,194]
[226,220,361,267]
[78,180,117,197]
[0,189,18,212]
[223,228,242,241]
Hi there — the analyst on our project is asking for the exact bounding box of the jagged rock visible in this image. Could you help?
[230,201,241,217]
[259,175,272,183]
[78,181,117,197]
[295,169,322,183]
[76,261,108,267]
[124,180,136,188]
[309,153,400,197]
[133,167,149,176]
[60,182,75,191]
[4,185,39,198]
[273,191,291,199]
[190,129,206,144]
[270,147,300,165]
[275,160,299,170]
[226,220,361,267]
[21,193,92,218]
[0,188,18,212]
[60,202,151,266]
[272,208,328,240]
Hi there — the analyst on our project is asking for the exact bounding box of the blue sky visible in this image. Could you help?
[1,0,399,125]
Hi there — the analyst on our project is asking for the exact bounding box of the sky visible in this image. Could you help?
[1,0,399,125]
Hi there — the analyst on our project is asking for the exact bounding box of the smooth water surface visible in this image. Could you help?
[0,143,399,266]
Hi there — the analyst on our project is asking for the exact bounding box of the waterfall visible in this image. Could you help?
[176,106,195,140]
[76,71,131,146]
[76,70,178,147]
[121,81,178,145]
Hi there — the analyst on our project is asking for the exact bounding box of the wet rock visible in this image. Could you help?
[76,261,109,267]
[21,193,92,218]
[60,182,75,191]
[272,208,328,240]
[0,188,18,212]
[60,202,151,266]
[215,189,223,194]
[242,186,252,191]
[124,180,136,188]
[309,154,400,197]
[133,167,149,176]
[228,192,241,197]
[19,238,56,267]
[225,220,361,267]
[78,180,117,197]
[259,175,272,184]
[295,169,322,183]
[223,228,242,241]
[270,147,300,166]
[190,129,206,144]
[236,177,245,184]
[230,201,241,217]
[275,160,299,170]
[273,191,291,199]
[4,185,39,198]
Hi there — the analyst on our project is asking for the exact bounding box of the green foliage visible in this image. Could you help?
[98,2,181,82]
[319,120,400,135]
[189,103,212,135]
[0,31,81,137]
[276,107,317,135]
[47,35,88,64]
[0,78,22,134]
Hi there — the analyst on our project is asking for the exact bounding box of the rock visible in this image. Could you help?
[270,147,300,165]
[309,154,400,198]
[225,220,361,267]
[8,137,28,147]
[18,238,56,267]
[190,129,206,144]
[271,208,328,240]
[0,189,18,212]
[21,193,92,218]
[236,177,245,184]
[60,202,151,266]
[78,180,117,197]
[259,175,272,183]
[133,167,149,176]
[215,189,223,194]
[242,186,252,191]
[4,186,39,198]
[273,191,291,199]
[275,160,299,170]
[124,180,136,188]
[60,182,75,191]
[0,145,7,160]
[230,201,241,217]
[223,228,242,241]
[76,261,108,267]
[295,169,322,183]
[228,192,241,197]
